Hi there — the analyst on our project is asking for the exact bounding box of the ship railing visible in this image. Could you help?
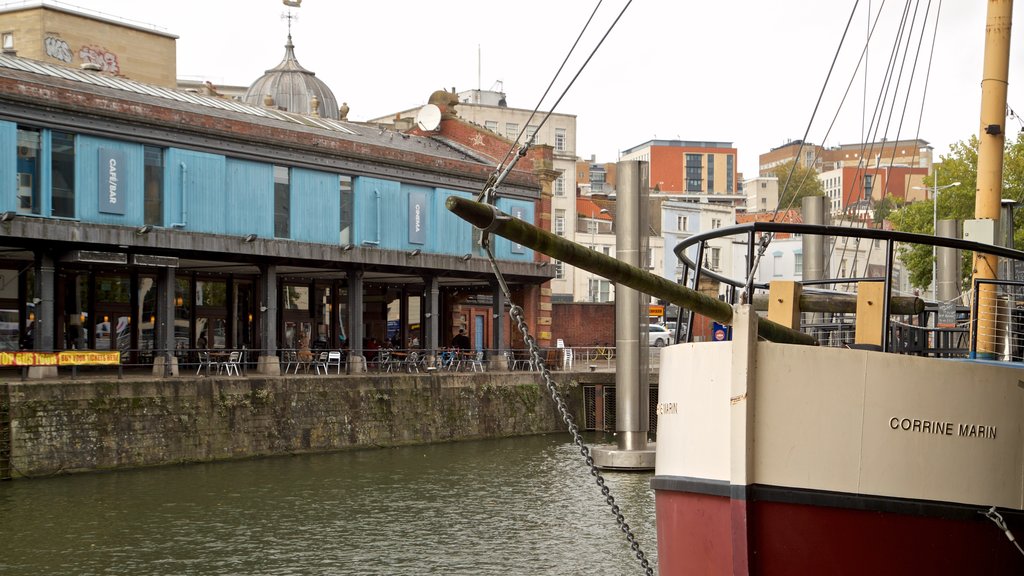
[970,278,1024,361]
[673,221,1024,359]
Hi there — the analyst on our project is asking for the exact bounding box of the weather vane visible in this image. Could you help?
[282,0,301,36]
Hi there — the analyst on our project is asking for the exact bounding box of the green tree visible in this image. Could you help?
[889,132,1024,290]
[872,196,903,225]
[771,159,825,210]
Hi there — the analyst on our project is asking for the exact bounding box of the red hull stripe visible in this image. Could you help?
[655,488,1024,575]
[652,474,1024,522]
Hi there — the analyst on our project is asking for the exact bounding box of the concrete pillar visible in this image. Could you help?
[33,251,55,351]
[801,196,828,280]
[423,274,439,355]
[490,280,507,370]
[257,264,280,375]
[347,270,364,372]
[153,267,178,376]
[29,251,57,378]
[936,220,962,303]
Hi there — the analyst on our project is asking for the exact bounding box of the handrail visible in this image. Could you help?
[673,221,1024,291]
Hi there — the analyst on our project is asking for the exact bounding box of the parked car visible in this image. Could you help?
[644,323,671,347]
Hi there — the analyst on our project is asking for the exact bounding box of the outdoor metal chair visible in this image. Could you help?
[404,351,420,373]
[468,350,485,372]
[219,351,242,376]
[325,350,343,374]
[313,351,330,374]
[196,350,214,375]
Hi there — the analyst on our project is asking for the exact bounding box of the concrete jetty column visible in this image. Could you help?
[593,160,655,470]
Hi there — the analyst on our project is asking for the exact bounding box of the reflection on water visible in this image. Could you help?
[0,433,656,575]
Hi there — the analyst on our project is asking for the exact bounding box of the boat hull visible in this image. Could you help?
[653,479,1024,574]
[653,307,1024,575]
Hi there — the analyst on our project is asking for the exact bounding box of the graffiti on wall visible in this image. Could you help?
[43,36,73,63]
[78,45,120,74]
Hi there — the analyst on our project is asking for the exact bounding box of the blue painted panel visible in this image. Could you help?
[225,159,274,238]
[75,136,144,225]
[352,177,400,247]
[291,168,340,244]
[494,198,535,261]
[434,188,475,256]
[165,148,226,233]
[0,121,14,213]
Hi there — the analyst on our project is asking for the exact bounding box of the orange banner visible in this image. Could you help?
[0,351,121,367]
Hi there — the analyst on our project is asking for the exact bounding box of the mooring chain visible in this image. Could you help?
[483,248,653,576]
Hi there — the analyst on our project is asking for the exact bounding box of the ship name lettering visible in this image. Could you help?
[889,416,996,439]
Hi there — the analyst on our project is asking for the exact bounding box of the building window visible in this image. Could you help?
[274,165,290,239]
[143,146,163,226]
[555,128,566,152]
[554,209,565,236]
[50,131,75,218]
[706,154,715,193]
[726,155,734,193]
[795,253,803,275]
[554,260,564,279]
[587,219,598,235]
[485,120,498,133]
[554,175,564,196]
[773,253,782,276]
[761,181,767,189]
[676,215,687,231]
[340,175,353,245]
[685,154,702,192]
[711,218,722,229]
[589,278,611,302]
[2,32,12,50]
[505,123,519,140]
[16,127,41,215]
[709,247,721,271]
[525,125,538,142]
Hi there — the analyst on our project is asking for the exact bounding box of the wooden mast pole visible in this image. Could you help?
[973,0,1013,358]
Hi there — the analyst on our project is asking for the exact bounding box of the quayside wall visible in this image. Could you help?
[0,373,587,479]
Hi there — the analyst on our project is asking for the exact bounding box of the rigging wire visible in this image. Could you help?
[851,0,935,281]
[472,3,653,574]
[478,0,607,200]
[476,0,633,206]
[826,0,914,285]
[742,0,862,293]
[831,0,941,289]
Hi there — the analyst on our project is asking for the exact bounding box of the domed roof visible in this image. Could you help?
[242,34,339,119]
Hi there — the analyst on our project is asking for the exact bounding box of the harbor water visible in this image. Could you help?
[0,433,657,575]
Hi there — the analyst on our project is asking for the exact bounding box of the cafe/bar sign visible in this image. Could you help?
[408,190,427,245]
[98,147,126,215]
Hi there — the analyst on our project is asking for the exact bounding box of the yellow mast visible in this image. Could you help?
[973,0,1013,357]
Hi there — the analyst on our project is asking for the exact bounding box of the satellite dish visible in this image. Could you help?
[415,104,442,131]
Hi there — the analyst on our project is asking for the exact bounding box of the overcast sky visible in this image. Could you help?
[56,0,1024,177]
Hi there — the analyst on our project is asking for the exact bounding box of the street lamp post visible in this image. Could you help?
[913,179,961,300]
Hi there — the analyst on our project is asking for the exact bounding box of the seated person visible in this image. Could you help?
[451,329,471,351]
